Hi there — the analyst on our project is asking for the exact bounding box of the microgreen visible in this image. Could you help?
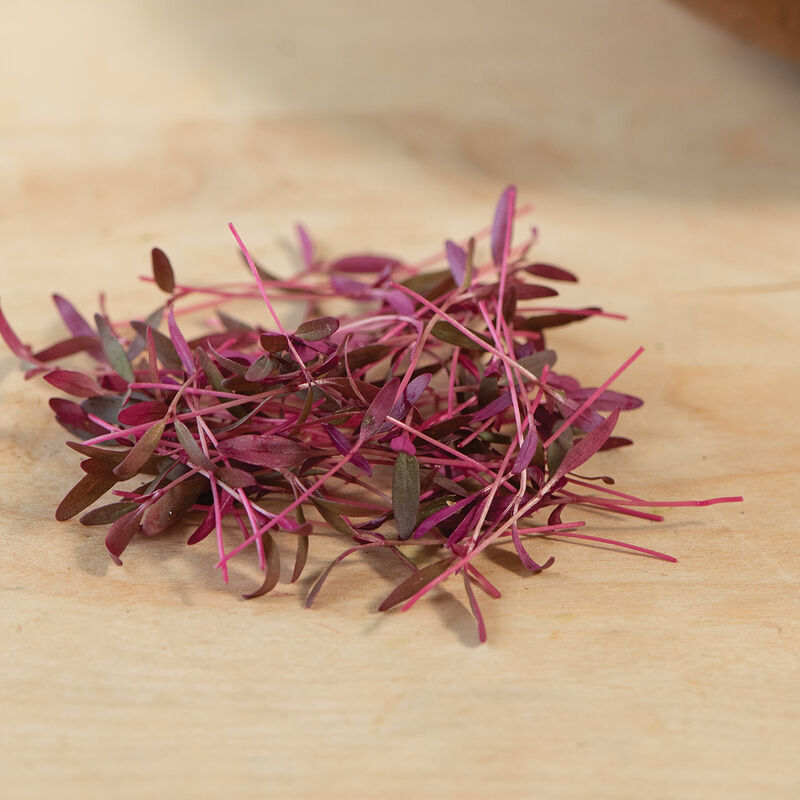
[0,187,742,644]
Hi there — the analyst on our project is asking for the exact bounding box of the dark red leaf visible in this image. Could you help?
[522,262,578,282]
[44,369,106,398]
[113,419,166,479]
[151,248,176,293]
[242,533,281,598]
[118,400,169,426]
[217,434,308,469]
[55,471,118,521]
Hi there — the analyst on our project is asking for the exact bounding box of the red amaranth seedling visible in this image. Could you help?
[0,187,742,643]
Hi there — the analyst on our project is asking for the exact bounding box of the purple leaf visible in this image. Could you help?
[330,275,368,295]
[105,508,143,566]
[359,377,400,441]
[512,425,539,474]
[491,185,516,268]
[217,434,308,469]
[328,254,402,273]
[52,294,96,339]
[296,224,315,269]
[322,424,372,476]
[445,240,466,285]
[0,301,35,361]
[167,306,195,374]
[474,390,514,421]
[376,289,415,316]
[242,533,281,598]
[388,373,432,423]
[412,494,476,539]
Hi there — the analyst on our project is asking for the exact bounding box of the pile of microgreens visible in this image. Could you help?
[0,187,741,642]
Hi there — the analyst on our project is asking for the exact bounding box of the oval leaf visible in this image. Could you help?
[151,247,176,293]
[44,369,105,398]
[294,316,340,342]
[392,452,420,540]
[217,434,308,469]
[445,240,466,285]
[105,508,143,566]
[359,377,400,441]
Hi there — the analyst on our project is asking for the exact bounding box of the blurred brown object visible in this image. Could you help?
[674,0,800,61]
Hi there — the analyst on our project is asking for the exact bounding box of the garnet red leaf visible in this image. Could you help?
[217,434,308,469]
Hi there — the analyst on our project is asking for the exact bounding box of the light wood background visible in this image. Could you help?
[1,2,798,798]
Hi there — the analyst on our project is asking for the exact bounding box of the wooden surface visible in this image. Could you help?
[1,2,798,798]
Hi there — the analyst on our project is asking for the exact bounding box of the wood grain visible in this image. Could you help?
[1,2,798,798]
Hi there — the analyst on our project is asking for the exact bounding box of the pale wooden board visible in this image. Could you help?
[1,2,798,798]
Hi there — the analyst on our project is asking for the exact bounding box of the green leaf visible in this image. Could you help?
[430,321,488,350]
[392,452,420,540]
[173,418,214,470]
